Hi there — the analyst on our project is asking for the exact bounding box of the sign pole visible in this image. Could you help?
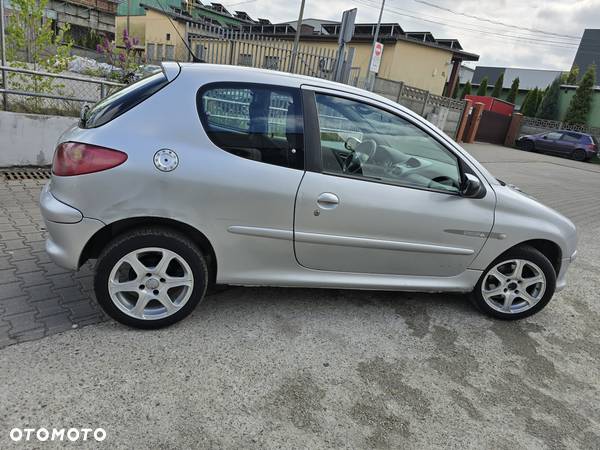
[288,0,306,74]
[366,0,385,90]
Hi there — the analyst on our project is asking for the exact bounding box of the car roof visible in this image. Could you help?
[176,62,395,104]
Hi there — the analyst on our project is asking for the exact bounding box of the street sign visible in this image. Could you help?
[369,42,383,73]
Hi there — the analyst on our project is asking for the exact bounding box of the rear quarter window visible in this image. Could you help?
[81,72,168,129]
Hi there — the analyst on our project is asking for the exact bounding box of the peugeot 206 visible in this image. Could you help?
[40,63,577,328]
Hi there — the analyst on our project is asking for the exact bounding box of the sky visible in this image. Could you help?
[221,0,600,71]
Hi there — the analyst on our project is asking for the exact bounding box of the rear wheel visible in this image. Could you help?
[471,246,556,320]
[572,148,588,162]
[94,227,208,329]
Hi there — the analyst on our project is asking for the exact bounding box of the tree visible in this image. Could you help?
[460,81,472,99]
[520,88,539,117]
[506,77,519,103]
[536,77,561,119]
[5,0,73,111]
[566,64,579,85]
[491,73,504,98]
[534,88,544,115]
[476,77,488,95]
[564,64,596,125]
[96,29,142,83]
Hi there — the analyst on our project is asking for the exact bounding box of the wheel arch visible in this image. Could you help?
[79,217,218,285]
[506,239,562,275]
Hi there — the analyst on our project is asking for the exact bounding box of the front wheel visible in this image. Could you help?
[94,227,208,329]
[471,246,556,320]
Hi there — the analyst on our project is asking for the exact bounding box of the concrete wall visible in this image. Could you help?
[0,112,77,167]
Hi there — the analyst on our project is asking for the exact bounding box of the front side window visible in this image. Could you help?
[315,94,461,193]
[198,84,304,170]
[544,132,562,140]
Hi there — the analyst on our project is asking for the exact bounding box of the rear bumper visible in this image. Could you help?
[44,218,104,270]
[40,183,104,270]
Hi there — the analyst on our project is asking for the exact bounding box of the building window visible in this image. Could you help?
[165,44,174,60]
[166,33,171,41]
[146,43,155,61]
[239,53,253,66]
[263,55,279,70]
[198,83,304,170]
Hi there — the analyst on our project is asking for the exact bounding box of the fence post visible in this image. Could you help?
[465,102,485,144]
[395,81,404,103]
[421,91,430,116]
[504,112,523,147]
[455,99,472,142]
[100,83,107,99]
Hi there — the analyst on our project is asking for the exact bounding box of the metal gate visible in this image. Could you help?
[472,110,512,145]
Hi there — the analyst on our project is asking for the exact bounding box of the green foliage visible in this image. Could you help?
[96,29,143,84]
[491,73,504,98]
[564,64,596,125]
[506,77,519,103]
[476,77,488,95]
[536,77,561,120]
[520,88,540,117]
[460,81,472,99]
[566,64,579,85]
[5,0,73,112]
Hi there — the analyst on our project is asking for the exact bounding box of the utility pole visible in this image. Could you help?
[127,0,131,33]
[366,0,385,90]
[0,0,7,110]
[288,0,305,74]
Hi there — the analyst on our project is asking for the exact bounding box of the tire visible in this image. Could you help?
[572,148,587,162]
[471,246,556,320]
[522,140,535,152]
[94,227,208,329]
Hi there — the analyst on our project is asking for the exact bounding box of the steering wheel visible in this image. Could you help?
[430,176,460,190]
[342,139,377,174]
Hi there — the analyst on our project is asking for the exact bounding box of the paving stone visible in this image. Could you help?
[0,296,35,315]
[34,298,70,318]
[0,268,16,284]
[5,311,44,337]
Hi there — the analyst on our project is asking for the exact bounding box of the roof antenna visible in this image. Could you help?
[154,0,201,62]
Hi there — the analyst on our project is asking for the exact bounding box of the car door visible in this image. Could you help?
[293,88,496,278]
[537,131,563,153]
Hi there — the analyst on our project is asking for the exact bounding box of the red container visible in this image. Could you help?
[465,95,514,116]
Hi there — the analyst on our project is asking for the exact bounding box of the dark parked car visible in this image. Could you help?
[517,131,598,161]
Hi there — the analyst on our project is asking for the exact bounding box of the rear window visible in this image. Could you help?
[81,72,168,128]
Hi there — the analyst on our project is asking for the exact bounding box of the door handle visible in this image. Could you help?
[316,192,339,210]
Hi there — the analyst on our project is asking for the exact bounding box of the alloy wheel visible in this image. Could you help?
[108,247,194,320]
[481,259,546,314]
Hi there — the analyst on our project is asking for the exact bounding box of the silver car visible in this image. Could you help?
[40,63,577,328]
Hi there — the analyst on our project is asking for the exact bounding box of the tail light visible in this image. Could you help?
[587,143,597,151]
[52,142,127,176]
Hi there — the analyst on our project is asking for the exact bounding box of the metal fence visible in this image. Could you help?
[367,77,467,138]
[0,66,124,116]
[519,116,600,142]
[146,28,348,82]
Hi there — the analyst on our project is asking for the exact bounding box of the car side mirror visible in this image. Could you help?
[461,173,483,198]
[542,135,548,139]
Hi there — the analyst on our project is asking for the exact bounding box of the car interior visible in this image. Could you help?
[316,94,462,193]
